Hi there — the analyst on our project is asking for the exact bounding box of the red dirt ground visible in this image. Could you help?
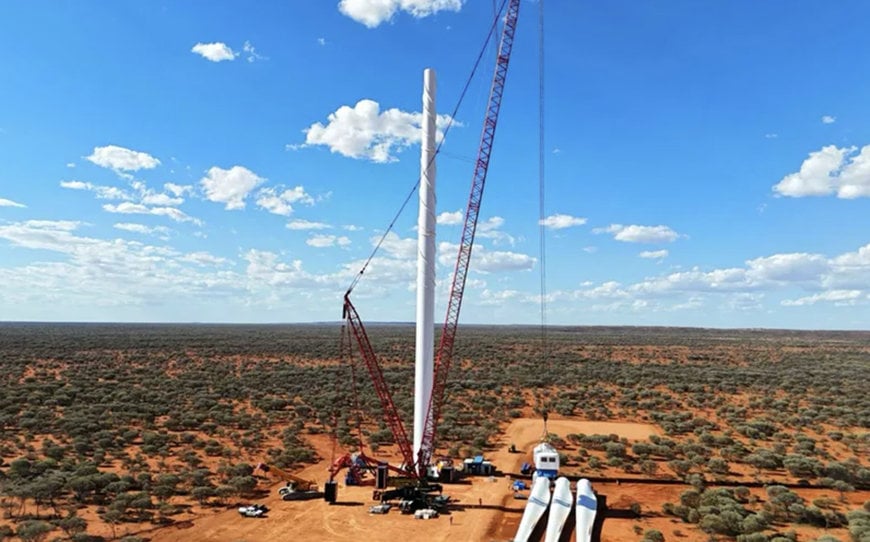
[146,418,667,542]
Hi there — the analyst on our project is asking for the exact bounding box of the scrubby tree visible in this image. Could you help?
[16,520,53,542]
[56,515,88,537]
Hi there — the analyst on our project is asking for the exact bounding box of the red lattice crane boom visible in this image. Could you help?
[343,295,416,475]
[342,0,521,481]
[417,0,521,478]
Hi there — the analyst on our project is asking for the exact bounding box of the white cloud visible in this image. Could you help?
[782,290,861,306]
[0,197,26,208]
[839,146,870,198]
[298,99,456,163]
[539,213,587,229]
[0,221,358,318]
[438,241,535,273]
[764,133,779,139]
[476,215,516,245]
[344,224,363,232]
[0,220,89,253]
[141,192,183,206]
[821,115,836,124]
[773,144,870,198]
[639,250,668,260]
[475,248,536,273]
[242,41,265,63]
[86,145,160,172]
[191,42,237,62]
[0,220,248,311]
[479,216,504,231]
[437,209,463,225]
[379,232,417,259]
[244,249,338,290]
[164,183,193,197]
[103,202,201,225]
[200,166,264,210]
[306,234,351,248]
[827,243,870,289]
[66,162,76,168]
[318,37,327,46]
[60,180,133,200]
[256,186,314,216]
[745,252,829,282]
[594,224,680,244]
[338,0,462,28]
[565,243,870,314]
[113,222,171,237]
[479,288,524,306]
[181,251,227,266]
[287,219,331,230]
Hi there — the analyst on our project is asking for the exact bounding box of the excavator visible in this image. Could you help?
[255,462,320,500]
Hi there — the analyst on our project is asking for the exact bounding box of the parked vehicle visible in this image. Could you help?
[238,504,267,518]
[369,503,392,514]
[414,508,439,519]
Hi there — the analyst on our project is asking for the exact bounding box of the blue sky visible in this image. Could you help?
[1,1,868,329]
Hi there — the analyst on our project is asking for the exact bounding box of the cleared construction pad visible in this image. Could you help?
[147,418,662,542]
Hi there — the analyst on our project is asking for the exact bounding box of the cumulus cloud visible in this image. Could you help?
[745,253,829,282]
[773,144,870,199]
[594,224,680,244]
[200,166,264,210]
[287,219,331,230]
[86,145,160,172]
[438,242,535,273]
[639,250,668,260]
[379,232,417,259]
[256,186,314,216]
[539,213,587,229]
[437,209,463,225]
[0,197,26,208]
[338,0,462,28]
[191,42,237,62]
[306,234,351,248]
[297,99,456,163]
[821,115,836,124]
[103,202,202,225]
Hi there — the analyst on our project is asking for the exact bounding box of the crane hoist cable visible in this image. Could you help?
[538,0,548,351]
[345,0,512,297]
